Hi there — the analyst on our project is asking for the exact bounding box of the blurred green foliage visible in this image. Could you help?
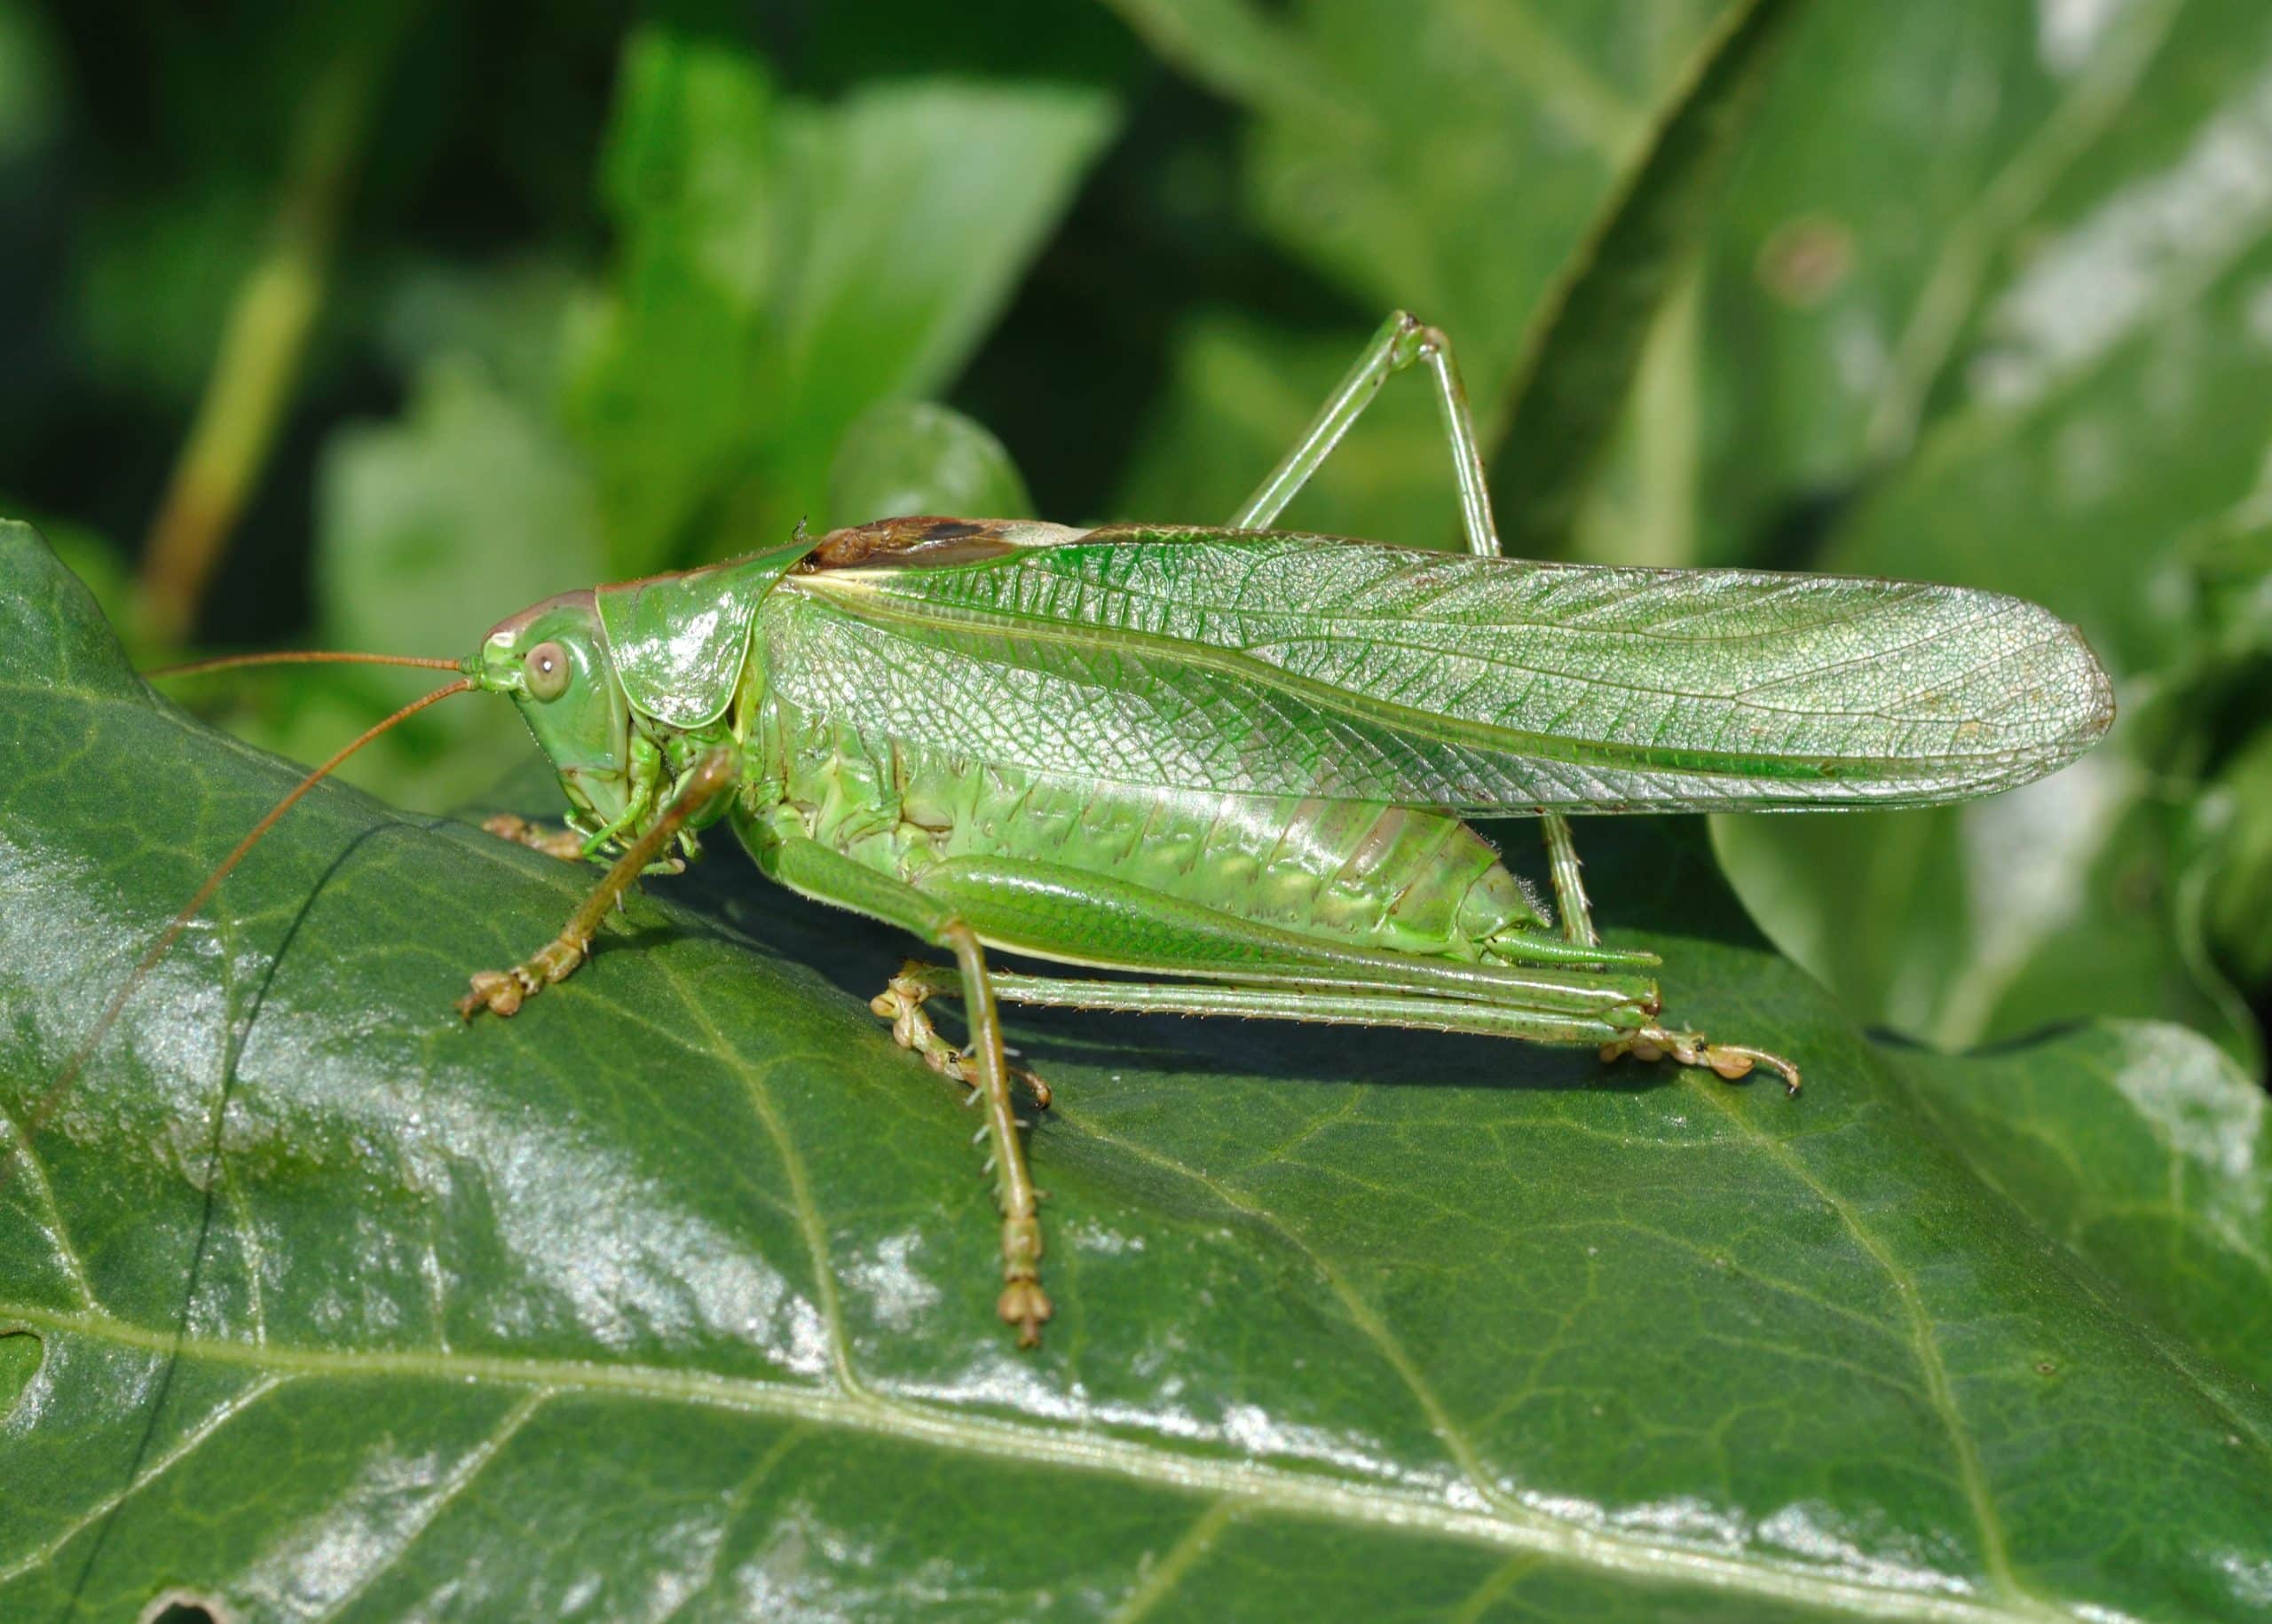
[3,0,2266,1066]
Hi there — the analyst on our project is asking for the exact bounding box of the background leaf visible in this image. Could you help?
[827,399,1034,527]
[1106,0,1732,548]
[568,26,1117,574]
[1704,0,2272,1067]
[1490,0,1804,556]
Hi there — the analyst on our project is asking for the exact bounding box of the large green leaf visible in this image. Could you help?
[4,519,2270,1619]
[1884,1021,2271,1395]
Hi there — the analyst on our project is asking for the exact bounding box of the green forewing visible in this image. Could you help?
[596,539,816,729]
[776,528,2112,814]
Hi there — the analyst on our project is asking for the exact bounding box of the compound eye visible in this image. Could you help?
[525,640,572,702]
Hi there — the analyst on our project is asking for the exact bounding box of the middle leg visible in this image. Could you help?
[752,829,1054,1345]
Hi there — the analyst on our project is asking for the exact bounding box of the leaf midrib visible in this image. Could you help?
[1894,1047,2272,1462]
[0,1297,2058,1623]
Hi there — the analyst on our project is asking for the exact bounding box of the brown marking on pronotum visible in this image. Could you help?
[802,516,1021,571]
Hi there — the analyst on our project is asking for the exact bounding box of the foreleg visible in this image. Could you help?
[458,745,740,1019]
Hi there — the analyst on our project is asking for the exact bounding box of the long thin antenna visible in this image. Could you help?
[152,650,465,680]
[15,676,477,1167]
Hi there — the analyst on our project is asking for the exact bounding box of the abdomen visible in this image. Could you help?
[773,706,1551,964]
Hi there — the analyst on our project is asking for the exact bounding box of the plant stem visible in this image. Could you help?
[133,12,406,647]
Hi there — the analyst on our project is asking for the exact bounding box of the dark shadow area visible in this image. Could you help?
[1747,481,1860,575]
[139,1597,222,1624]
[612,808,1707,1099]
[1866,1019,2094,1062]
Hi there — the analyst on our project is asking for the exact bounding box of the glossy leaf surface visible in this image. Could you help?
[5,524,2268,1620]
[1885,1021,2272,1395]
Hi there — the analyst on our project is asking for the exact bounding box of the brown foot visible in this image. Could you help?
[870,964,1053,1109]
[998,1214,1053,1347]
[1600,1024,1803,1096]
[482,813,588,862]
[458,934,588,1020]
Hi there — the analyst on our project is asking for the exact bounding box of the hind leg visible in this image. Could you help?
[1227,311,1602,945]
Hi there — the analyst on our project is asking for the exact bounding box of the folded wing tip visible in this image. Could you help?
[1935,600,2114,800]
[2022,600,2118,759]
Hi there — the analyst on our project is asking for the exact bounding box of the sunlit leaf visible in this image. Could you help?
[1884,1019,2272,1392]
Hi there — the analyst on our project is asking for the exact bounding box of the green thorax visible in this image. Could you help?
[596,538,816,730]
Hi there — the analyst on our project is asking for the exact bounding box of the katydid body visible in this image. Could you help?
[440,315,2111,1345]
[87,315,2108,1347]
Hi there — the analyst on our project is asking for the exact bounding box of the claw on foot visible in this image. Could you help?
[998,1280,1053,1347]
[458,969,525,1019]
[870,967,1053,1108]
[457,936,588,1021]
[1600,1025,1802,1095]
[998,1216,1053,1348]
